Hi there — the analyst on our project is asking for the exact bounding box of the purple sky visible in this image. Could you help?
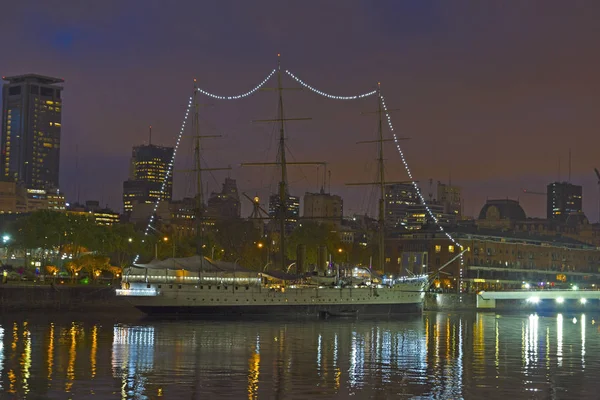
[1,1,599,220]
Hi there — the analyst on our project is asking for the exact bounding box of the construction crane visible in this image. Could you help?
[522,189,546,196]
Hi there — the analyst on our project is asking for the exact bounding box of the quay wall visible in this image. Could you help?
[0,284,139,314]
[424,293,477,311]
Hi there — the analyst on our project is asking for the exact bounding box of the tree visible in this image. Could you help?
[45,265,59,277]
[213,219,261,264]
[65,258,84,282]
[108,266,122,282]
[285,221,342,265]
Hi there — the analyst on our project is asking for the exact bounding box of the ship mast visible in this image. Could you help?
[276,56,288,271]
[242,54,320,271]
[376,86,386,274]
[347,84,411,275]
[192,79,230,257]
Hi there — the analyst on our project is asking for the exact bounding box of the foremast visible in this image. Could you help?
[191,79,230,257]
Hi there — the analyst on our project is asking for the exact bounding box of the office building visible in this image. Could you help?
[384,183,419,228]
[437,182,462,217]
[547,182,583,221]
[1,74,64,190]
[122,142,174,214]
[268,193,300,222]
[67,201,120,226]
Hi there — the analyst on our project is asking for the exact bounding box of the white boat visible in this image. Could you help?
[118,256,427,317]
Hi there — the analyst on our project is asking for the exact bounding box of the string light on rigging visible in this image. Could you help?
[380,92,465,291]
[285,70,376,99]
[134,71,275,264]
[196,69,277,100]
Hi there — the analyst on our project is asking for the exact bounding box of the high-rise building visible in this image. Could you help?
[437,182,462,217]
[1,74,64,190]
[122,143,174,214]
[547,182,583,221]
[207,178,241,219]
[303,190,343,225]
[268,193,300,222]
[384,183,419,228]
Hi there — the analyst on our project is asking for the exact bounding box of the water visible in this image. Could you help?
[0,312,597,399]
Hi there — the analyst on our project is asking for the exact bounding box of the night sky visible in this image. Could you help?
[1,1,599,221]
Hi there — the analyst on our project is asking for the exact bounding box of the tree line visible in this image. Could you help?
[1,210,380,278]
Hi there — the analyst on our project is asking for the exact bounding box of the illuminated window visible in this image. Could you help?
[449,245,455,253]
[435,245,441,253]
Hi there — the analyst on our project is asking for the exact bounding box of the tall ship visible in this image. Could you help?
[117,59,427,317]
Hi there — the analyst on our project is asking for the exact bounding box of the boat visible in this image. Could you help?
[117,58,427,317]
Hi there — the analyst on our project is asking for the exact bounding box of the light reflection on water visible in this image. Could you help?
[0,312,598,399]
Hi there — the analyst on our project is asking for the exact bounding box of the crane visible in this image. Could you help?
[522,189,546,196]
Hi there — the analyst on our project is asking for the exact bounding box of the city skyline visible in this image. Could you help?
[0,1,599,220]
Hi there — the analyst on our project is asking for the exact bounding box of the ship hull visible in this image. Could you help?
[135,302,422,318]
[119,280,426,319]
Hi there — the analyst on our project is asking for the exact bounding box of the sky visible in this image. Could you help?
[1,1,599,221]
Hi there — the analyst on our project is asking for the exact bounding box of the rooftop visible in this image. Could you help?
[2,74,64,85]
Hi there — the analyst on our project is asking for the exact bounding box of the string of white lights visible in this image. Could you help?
[132,96,193,264]
[380,92,465,290]
[380,94,462,248]
[197,69,276,99]
[133,71,277,264]
[285,70,376,99]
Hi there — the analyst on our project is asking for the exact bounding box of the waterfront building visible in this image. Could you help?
[1,74,64,190]
[387,198,600,291]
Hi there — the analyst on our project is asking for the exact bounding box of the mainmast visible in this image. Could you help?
[242,54,318,271]
[276,56,288,271]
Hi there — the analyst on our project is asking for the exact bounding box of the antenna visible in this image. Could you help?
[75,143,80,203]
[149,125,152,145]
[558,156,561,182]
[568,148,572,183]
[428,178,433,203]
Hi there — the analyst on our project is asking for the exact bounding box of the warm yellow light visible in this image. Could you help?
[163,237,168,242]
[258,243,263,248]
[338,248,343,253]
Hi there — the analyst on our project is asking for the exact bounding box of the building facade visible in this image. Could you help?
[1,74,64,190]
[207,178,241,219]
[547,181,583,221]
[268,193,300,222]
[303,190,343,225]
[384,183,419,228]
[437,182,461,217]
[122,143,174,214]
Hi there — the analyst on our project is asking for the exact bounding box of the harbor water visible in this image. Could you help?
[0,311,597,399]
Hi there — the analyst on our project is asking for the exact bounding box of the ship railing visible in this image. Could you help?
[124,273,261,286]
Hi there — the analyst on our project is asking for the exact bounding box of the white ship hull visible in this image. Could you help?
[117,279,426,318]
